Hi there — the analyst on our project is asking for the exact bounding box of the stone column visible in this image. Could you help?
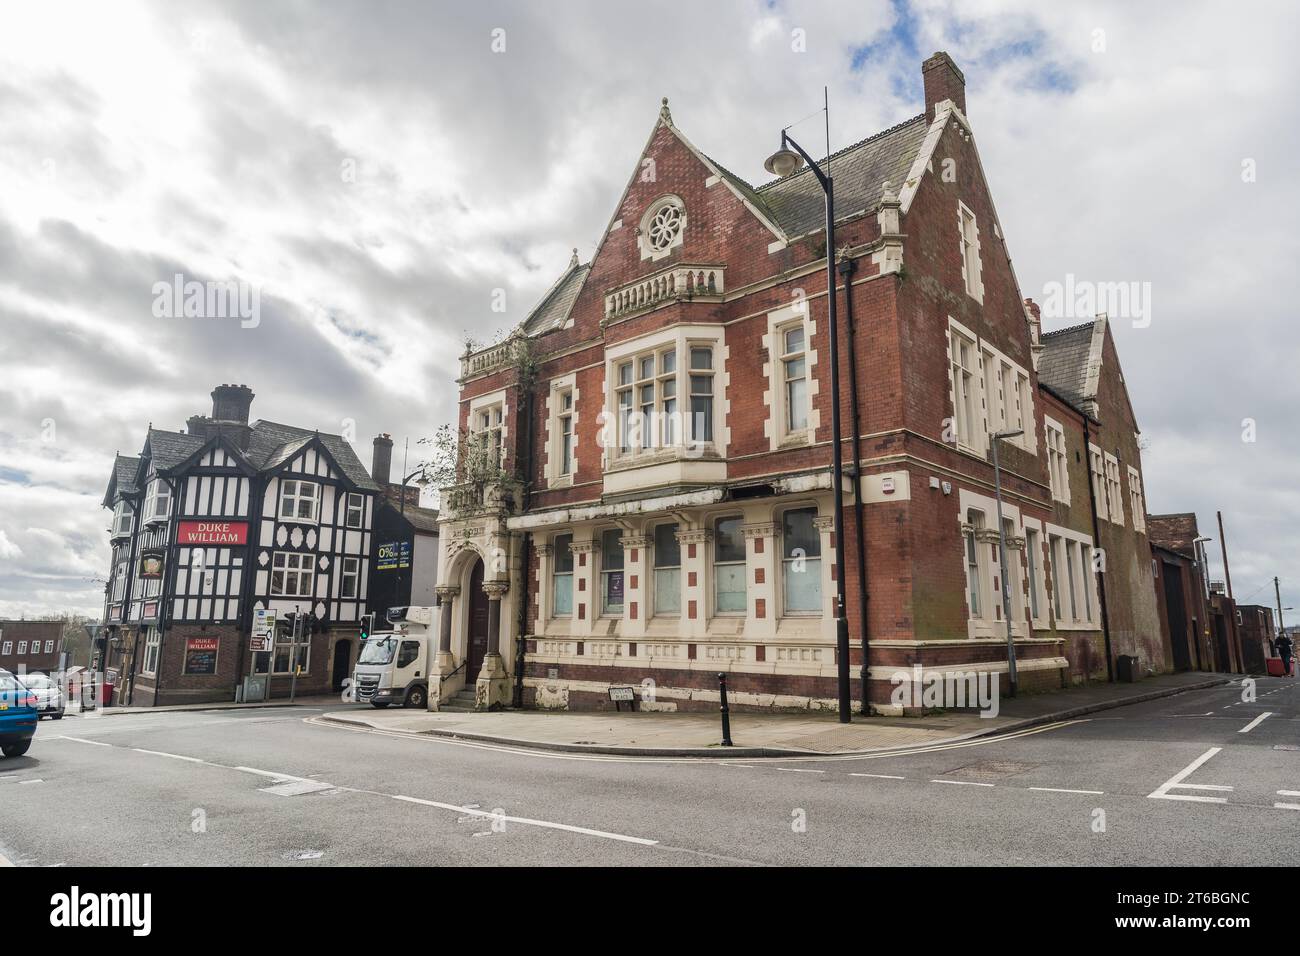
[428,584,459,711]
[742,520,778,641]
[476,580,511,710]
[676,528,712,639]
[621,534,650,638]
[813,514,837,644]
[568,534,598,637]
[534,542,553,634]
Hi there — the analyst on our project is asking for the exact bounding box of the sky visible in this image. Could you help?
[0,0,1296,622]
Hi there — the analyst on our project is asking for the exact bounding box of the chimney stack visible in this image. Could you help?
[372,434,393,486]
[922,51,966,120]
[187,415,212,439]
[211,384,254,424]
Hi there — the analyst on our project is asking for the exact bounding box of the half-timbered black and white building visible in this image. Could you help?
[99,384,379,705]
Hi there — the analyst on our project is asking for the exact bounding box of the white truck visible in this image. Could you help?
[352,606,440,709]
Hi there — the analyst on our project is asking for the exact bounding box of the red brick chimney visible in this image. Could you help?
[923,51,966,119]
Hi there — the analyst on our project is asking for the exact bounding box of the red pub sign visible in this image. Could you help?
[176,520,249,546]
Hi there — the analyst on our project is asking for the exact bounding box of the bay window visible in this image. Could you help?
[689,347,714,443]
[144,480,171,524]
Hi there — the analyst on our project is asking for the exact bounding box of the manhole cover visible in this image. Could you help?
[944,759,1037,780]
[283,849,324,861]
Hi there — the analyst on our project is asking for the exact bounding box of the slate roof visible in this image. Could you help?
[144,429,206,471]
[1038,321,1098,409]
[246,421,380,491]
[400,503,441,534]
[103,454,141,506]
[1148,513,1201,559]
[751,113,930,238]
[522,260,591,336]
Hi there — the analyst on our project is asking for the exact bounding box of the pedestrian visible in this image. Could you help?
[1276,631,1295,677]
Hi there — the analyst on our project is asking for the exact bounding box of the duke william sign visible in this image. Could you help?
[176,520,249,546]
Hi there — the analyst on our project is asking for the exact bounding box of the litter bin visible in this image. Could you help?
[1116,654,1139,683]
[102,680,115,707]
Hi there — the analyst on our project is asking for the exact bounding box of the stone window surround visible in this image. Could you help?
[468,388,508,469]
[945,318,1035,458]
[1020,516,1050,630]
[543,373,578,488]
[957,487,1030,641]
[763,303,820,450]
[637,193,686,262]
[958,199,983,303]
[1044,521,1101,630]
[1044,415,1070,503]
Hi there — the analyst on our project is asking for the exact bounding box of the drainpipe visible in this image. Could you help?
[513,367,536,709]
[1080,417,1115,682]
[837,256,871,713]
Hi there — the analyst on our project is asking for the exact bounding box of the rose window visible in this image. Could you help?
[647,203,683,250]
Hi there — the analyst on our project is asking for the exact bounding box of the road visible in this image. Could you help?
[2,677,1297,866]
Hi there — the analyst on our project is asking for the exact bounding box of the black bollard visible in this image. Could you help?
[718,672,733,747]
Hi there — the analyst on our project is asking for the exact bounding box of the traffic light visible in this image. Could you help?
[359,613,373,642]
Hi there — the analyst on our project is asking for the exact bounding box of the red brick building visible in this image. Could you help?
[436,53,1168,713]
[0,621,64,675]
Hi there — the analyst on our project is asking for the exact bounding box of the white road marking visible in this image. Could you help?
[18,779,43,785]
[849,773,905,780]
[1028,787,1104,795]
[56,736,112,747]
[1148,747,1230,803]
[1238,712,1273,734]
[1278,790,1300,797]
[1275,803,1300,811]
[392,794,658,846]
[931,779,994,787]
[775,767,825,774]
[133,749,205,763]
[259,779,336,797]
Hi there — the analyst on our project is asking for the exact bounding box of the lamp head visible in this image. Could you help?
[764,139,804,177]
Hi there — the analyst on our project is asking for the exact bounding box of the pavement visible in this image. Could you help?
[315,671,1233,756]
[3,674,1297,866]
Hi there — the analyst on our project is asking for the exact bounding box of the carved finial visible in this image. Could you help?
[660,96,672,125]
[881,179,898,203]
[569,247,579,269]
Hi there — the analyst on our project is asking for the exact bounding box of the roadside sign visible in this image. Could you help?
[608,686,635,702]
[251,609,277,652]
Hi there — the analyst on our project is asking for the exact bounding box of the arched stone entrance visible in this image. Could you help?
[466,558,489,680]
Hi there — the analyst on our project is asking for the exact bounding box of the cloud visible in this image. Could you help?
[0,0,1296,618]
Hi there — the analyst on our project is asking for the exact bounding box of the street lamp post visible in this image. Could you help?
[991,429,1023,698]
[765,97,852,723]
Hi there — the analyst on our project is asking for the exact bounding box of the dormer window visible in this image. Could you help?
[280,479,320,522]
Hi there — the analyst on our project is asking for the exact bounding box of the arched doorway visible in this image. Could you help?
[332,639,352,692]
[466,559,489,679]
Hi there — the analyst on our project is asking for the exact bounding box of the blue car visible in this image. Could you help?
[0,670,38,759]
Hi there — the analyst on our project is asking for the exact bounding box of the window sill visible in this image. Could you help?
[278,517,321,526]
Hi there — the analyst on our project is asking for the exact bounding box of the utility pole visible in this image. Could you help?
[1276,577,1286,636]
[1217,511,1233,600]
